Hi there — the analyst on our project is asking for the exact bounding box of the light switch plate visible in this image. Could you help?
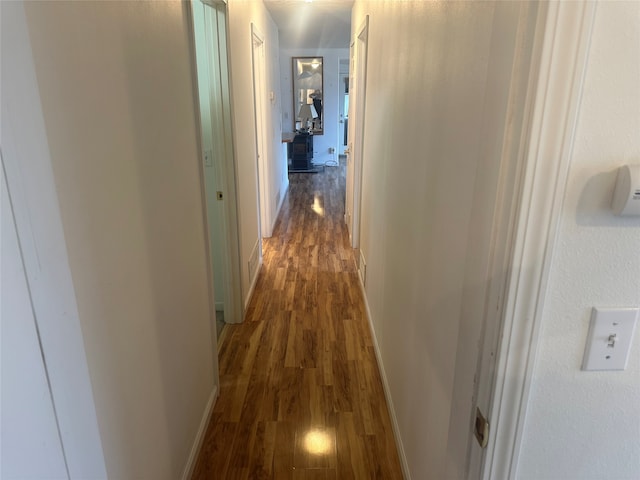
[582,307,638,371]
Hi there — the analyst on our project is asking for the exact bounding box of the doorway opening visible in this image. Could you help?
[251,24,272,242]
[338,58,349,156]
[191,0,243,347]
[345,16,369,254]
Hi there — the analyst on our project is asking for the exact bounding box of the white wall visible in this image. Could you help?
[4,1,217,478]
[351,1,537,478]
[280,48,349,165]
[227,0,284,303]
[518,3,640,479]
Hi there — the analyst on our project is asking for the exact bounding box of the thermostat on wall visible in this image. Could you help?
[611,164,640,216]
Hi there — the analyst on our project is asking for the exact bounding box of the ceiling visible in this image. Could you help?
[263,0,354,49]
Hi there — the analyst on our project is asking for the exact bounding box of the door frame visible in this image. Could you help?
[251,23,271,239]
[345,16,369,249]
[344,41,355,236]
[337,62,349,156]
[189,0,244,342]
[478,2,597,479]
[214,0,244,327]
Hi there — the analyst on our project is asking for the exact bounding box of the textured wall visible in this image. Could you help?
[518,2,640,479]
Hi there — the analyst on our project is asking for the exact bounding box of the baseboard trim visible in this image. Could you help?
[357,276,411,480]
[244,238,262,313]
[244,259,263,314]
[272,179,289,233]
[181,386,218,480]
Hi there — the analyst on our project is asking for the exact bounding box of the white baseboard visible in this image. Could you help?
[181,386,218,480]
[357,275,411,480]
[272,180,289,233]
[245,259,262,313]
[244,238,261,311]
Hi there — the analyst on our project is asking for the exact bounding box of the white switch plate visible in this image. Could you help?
[582,307,638,371]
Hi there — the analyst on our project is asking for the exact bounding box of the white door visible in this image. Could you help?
[1,4,106,473]
[442,3,541,477]
[1,161,68,479]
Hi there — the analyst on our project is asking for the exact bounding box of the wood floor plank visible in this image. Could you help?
[190,420,236,479]
[292,469,337,480]
[273,421,296,479]
[192,162,403,479]
[248,421,277,479]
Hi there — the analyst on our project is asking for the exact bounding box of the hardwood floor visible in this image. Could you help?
[192,163,404,479]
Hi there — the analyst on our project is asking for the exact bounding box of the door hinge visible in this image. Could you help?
[474,407,489,449]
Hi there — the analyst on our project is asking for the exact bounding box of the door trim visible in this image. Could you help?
[482,3,596,479]
[337,66,349,156]
[251,23,271,238]
[346,16,369,249]
[191,0,243,330]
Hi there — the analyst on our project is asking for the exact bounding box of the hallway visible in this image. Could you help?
[192,163,403,478]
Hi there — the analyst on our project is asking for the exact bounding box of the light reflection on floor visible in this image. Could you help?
[303,429,333,455]
[311,193,324,216]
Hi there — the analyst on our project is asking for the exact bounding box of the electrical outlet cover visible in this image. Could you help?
[582,307,639,371]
